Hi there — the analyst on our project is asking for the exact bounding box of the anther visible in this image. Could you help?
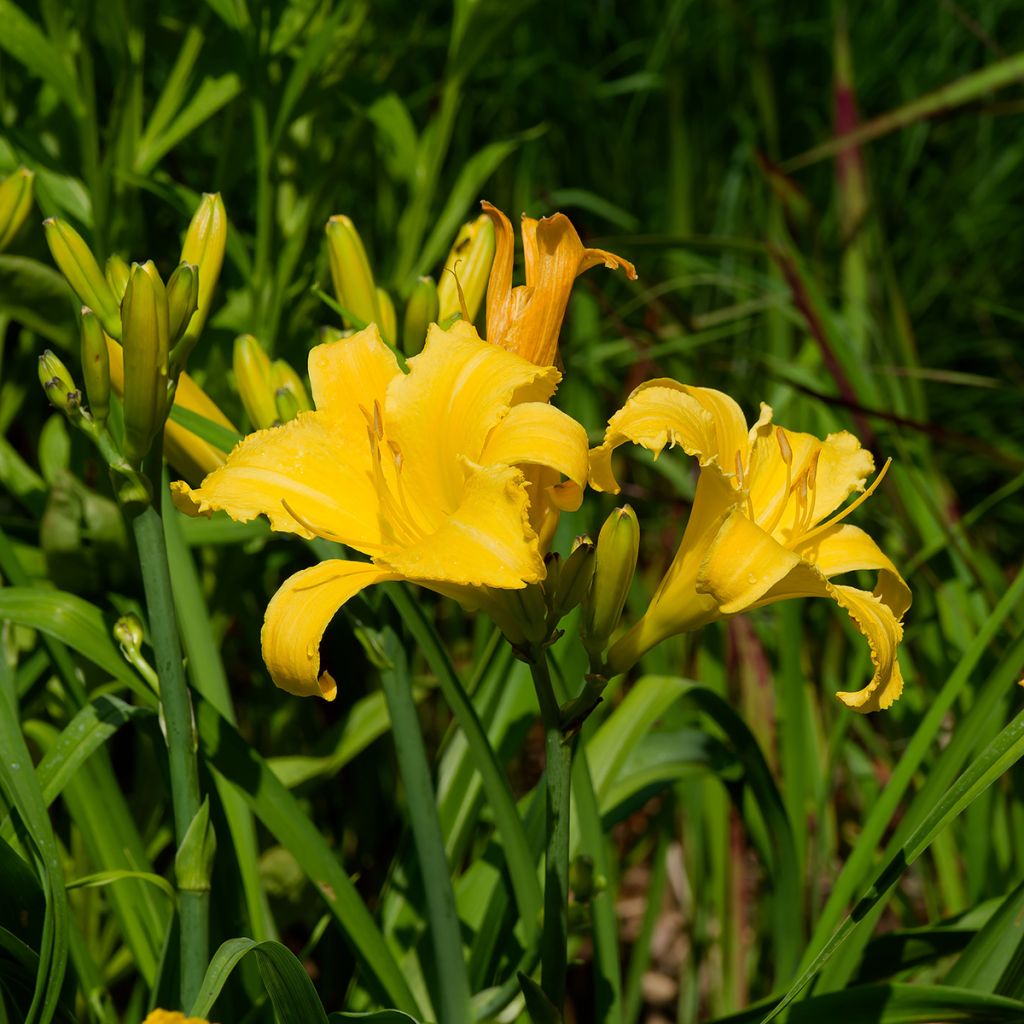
[734,450,746,489]
[388,439,403,470]
[372,400,384,439]
[776,427,792,465]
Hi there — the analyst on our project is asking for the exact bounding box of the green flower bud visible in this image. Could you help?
[176,798,217,894]
[552,535,596,621]
[121,261,170,463]
[80,308,110,427]
[179,192,227,352]
[437,214,495,325]
[113,613,145,655]
[583,505,639,657]
[43,218,121,339]
[402,275,439,357]
[375,286,397,346]
[271,359,312,412]
[325,214,379,329]
[0,167,34,252]
[38,350,80,414]
[166,261,200,348]
[274,386,300,424]
[105,254,131,304]
[233,334,277,430]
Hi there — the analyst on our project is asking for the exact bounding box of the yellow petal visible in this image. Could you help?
[832,583,905,712]
[753,558,906,713]
[480,401,589,505]
[261,560,399,699]
[171,411,382,551]
[792,523,911,618]
[386,320,559,515]
[308,322,401,437]
[482,201,516,346]
[380,464,543,589]
[589,380,748,493]
[697,508,802,613]
[748,427,875,540]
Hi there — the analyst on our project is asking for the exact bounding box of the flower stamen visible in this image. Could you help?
[797,457,891,546]
[734,450,755,520]
[761,427,794,535]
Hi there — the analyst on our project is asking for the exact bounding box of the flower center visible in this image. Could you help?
[360,400,431,546]
[733,425,891,549]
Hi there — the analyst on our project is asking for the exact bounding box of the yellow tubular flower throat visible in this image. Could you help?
[172,321,589,701]
[590,379,911,713]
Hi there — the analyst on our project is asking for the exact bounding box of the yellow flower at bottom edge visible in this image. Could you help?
[590,379,911,713]
[172,320,589,699]
[142,1011,210,1024]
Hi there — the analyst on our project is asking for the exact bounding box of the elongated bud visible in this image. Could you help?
[437,214,495,325]
[271,359,312,412]
[233,334,277,430]
[167,262,200,347]
[583,506,639,656]
[179,192,226,352]
[553,536,596,621]
[511,583,549,644]
[376,287,397,346]
[38,350,80,413]
[121,261,170,463]
[0,168,34,251]
[80,308,110,427]
[44,218,122,339]
[275,386,300,424]
[105,254,131,303]
[403,275,439,357]
[325,215,379,329]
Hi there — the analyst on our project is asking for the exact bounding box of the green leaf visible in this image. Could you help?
[0,588,146,698]
[0,672,70,1024]
[190,938,328,1023]
[518,970,562,1024]
[763,704,1024,1022]
[135,74,244,175]
[329,1012,425,1022]
[194,696,423,1017]
[946,878,1024,995]
[167,404,243,453]
[0,1,82,114]
[15,696,147,827]
[65,869,176,902]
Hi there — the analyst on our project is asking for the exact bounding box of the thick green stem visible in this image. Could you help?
[528,645,574,1014]
[377,628,471,1024]
[128,482,207,1008]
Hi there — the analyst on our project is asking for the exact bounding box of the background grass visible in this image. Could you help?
[1,1,1024,1021]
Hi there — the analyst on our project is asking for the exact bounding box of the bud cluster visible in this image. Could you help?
[323,209,496,360]
[38,194,228,502]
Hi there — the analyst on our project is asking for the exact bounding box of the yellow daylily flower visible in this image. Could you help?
[142,1012,210,1024]
[591,380,910,713]
[172,321,588,700]
[481,201,637,368]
